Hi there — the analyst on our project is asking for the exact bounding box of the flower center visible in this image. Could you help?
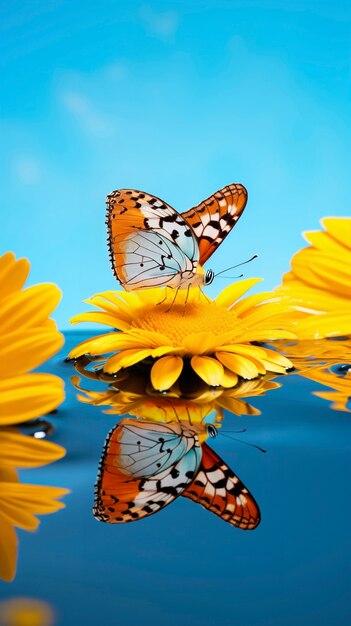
[131,302,242,344]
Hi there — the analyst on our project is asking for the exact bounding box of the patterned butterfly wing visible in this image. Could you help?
[181,184,248,265]
[106,189,200,290]
[94,419,202,523]
[182,442,260,529]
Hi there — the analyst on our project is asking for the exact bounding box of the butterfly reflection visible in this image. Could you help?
[94,418,260,529]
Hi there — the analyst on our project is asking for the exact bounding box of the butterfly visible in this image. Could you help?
[106,184,247,291]
[94,419,260,529]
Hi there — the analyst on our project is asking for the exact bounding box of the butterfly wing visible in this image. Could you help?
[181,184,248,265]
[106,189,199,290]
[182,442,260,529]
[94,419,202,523]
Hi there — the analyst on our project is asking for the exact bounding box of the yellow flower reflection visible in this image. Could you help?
[70,279,295,390]
[0,432,69,583]
[72,369,280,420]
[271,338,351,413]
[277,217,351,338]
[299,365,351,413]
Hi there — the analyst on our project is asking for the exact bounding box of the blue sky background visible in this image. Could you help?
[1,0,350,328]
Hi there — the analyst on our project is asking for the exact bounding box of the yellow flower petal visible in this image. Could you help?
[182,333,218,354]
[0,483,69,530]
[0,252,30,299]
[303,231,345,255]
[151,356,184,391]
[0,502,40,531]
[216,351,259,379]
[104,349,153,373]
[0,329,64,378]
[294,312,351,339]
[0,430,66,467]
[320,217,351,249]
[69,329,173,359]
[0,517,17,582]
[219,368,239,388]
[71,311,131,330]
[191,356,224,386]
[0,284,61,333]
[215,278,262,308]
[0,374,65,425]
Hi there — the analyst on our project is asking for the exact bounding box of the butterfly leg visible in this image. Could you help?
[181,284,191,317]
[199,287,212,304]
[156,287,171,306]
[164,286,180,312]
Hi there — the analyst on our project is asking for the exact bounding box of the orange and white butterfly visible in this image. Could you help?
[94,419,260,529]
[106,184,247,291]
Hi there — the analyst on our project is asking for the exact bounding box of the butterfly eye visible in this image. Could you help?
[204,269,214,285]
[206,424,218,438]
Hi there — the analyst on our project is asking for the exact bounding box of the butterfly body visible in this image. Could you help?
[94,419,260,528]
[106,184,247,291]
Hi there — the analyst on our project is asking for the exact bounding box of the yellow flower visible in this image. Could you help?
[277,217,351,338]
[70,279,295,390]
[0,252,69,582]
[0,253,65,425]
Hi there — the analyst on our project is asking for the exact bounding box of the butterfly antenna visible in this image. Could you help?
[215,273,244,280]
[219,432,266,454]
[215,255,258,278]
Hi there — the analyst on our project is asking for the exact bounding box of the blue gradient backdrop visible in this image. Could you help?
[1,1,350,328]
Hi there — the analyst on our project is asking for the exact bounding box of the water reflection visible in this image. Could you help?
[71,338,351,533]
[72,357,268,529]
[273,338,351,413]
[0,597,55,626]
[94,418,260,529]
[0,427,68,582]
[72,354,280,417]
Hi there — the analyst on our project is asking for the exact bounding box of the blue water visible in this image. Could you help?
[1,331,350,626]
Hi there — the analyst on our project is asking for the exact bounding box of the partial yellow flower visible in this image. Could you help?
[0,429,68,585]
[0,440,69,584]
[0,252,30,299]
[0,597,55,626]
[298,365,351,413]
[0,468,68,583]
[0,252,65,425]
[273,338,351,369]
[0,252,68,582]
[70,279,295,390]
[277,217,351,338]
[0,429,66,468]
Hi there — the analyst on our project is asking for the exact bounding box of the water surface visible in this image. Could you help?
[1,331,350,626]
